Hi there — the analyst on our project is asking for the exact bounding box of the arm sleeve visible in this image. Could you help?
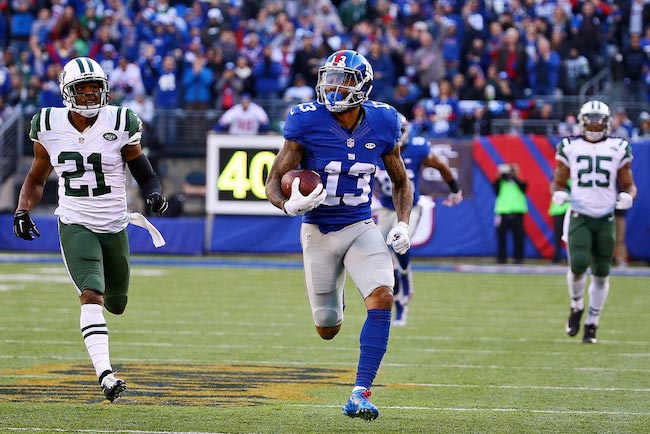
[127,154,162,197]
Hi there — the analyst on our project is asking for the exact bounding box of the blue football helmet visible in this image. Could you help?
[316,50,373,113]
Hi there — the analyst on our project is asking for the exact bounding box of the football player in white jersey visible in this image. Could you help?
[551,100,637,344]
[13,57,168,401]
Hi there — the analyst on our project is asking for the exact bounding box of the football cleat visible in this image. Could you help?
[583,324,598,344]
[100,371,127,402]
[565,308,584,337]
[393,302,409,327]
[342,388,379,421]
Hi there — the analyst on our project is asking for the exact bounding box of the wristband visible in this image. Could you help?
[447,179,459,194]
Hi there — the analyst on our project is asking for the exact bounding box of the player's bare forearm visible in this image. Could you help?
[265,140,304,209]
[618,164,637,198]
[17,143,52,211]
[384,149,413,223]
[424,154,454,182]
[551,163,569,192]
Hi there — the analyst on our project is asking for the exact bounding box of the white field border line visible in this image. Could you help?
[287,404,650,416]
[2,337,649,349]
[3,430,225,434]
[2,355,650,374]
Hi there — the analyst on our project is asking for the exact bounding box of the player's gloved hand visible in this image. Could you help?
[146,192,169,215]
[615,192,633,210]
[283,177,327,217]
[552,190,569,206]
[386,221,411,255]
[443,190,463,206]
[13,210,40,240]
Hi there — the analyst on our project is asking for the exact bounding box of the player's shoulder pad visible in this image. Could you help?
[125,108,143,137]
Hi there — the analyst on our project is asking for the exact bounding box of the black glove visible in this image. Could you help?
[13,210,41,240]
[146,193,168,215]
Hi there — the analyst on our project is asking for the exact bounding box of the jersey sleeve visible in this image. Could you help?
[29,109,43,142]
[283,105,302,142]
[123,108,143,146]
[619,139,633,167]
[555,137,570,166]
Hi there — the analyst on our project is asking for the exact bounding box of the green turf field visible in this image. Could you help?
[0,259,648,433]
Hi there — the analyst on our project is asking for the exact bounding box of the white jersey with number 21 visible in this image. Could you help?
[29,106,142,233]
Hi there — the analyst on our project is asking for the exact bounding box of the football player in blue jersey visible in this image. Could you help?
[266,50,413,421]
[375,114,462,326]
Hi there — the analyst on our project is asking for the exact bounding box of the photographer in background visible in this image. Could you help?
[493,163,528,264]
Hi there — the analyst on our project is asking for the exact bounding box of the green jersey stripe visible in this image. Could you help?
[44,107,51,131]
[115,107,123,130]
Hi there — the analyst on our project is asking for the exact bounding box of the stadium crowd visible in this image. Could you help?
[1,0,650,140]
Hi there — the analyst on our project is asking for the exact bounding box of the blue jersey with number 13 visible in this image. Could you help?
[284,101,401,227]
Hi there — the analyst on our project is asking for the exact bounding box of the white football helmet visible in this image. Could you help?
[316,50,373,113]
[578,100,610,142]
[59,57,109,118]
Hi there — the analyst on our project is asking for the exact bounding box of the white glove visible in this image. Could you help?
[386,221,411,255]
[282,177,327,217]
[615,192,633,210]
[443,190,463,206]
[552,190,569,206]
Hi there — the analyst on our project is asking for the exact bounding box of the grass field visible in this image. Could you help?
[0,256,648,434]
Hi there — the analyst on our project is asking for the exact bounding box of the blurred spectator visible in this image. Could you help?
[632,111,650,141]
[252,45,282,99]
[51,5,83,41]
[410,104,433,137]
[459,102,492,136]
[527,36,561,96]
[388,75,420,119]
[39,63,64,108]
[412,28,447,98]
[563,47,591,95]
[558,112,581,137]
[9,0,34,54]
[109,56,145,103]
[137,43,161,96]
[366,39,396,101]
[291,32,320,88]
[215,61,244,110]
[182,54,214,109]
[0,94,15,123]
[122,92,155,125]
[240,32,263,66]
[282,73,314,103]
[233,55,255,95]
[214,93,270,135]
[202,8,224,48]
[313,0,344,37]
[611,106,634,138]
[496,27,528,98]
[339,0,367,30]
[619,33,647,102]
[425,79,459,138]
[31,8,55,45]
[153,55,179,147]
[570,0,607,72]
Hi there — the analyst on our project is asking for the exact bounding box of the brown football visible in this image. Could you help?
[281,169,322,197]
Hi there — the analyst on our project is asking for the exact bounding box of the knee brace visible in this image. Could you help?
[313,307,342,328]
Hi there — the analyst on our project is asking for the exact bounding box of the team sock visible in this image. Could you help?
[586,276,610,326]
[80,304,112,378]
[567,270,586,311]
[355,309,391,390]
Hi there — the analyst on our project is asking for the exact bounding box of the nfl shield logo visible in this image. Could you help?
[347,138,355,148]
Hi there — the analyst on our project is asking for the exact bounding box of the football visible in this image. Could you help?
[281,169,322,197]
